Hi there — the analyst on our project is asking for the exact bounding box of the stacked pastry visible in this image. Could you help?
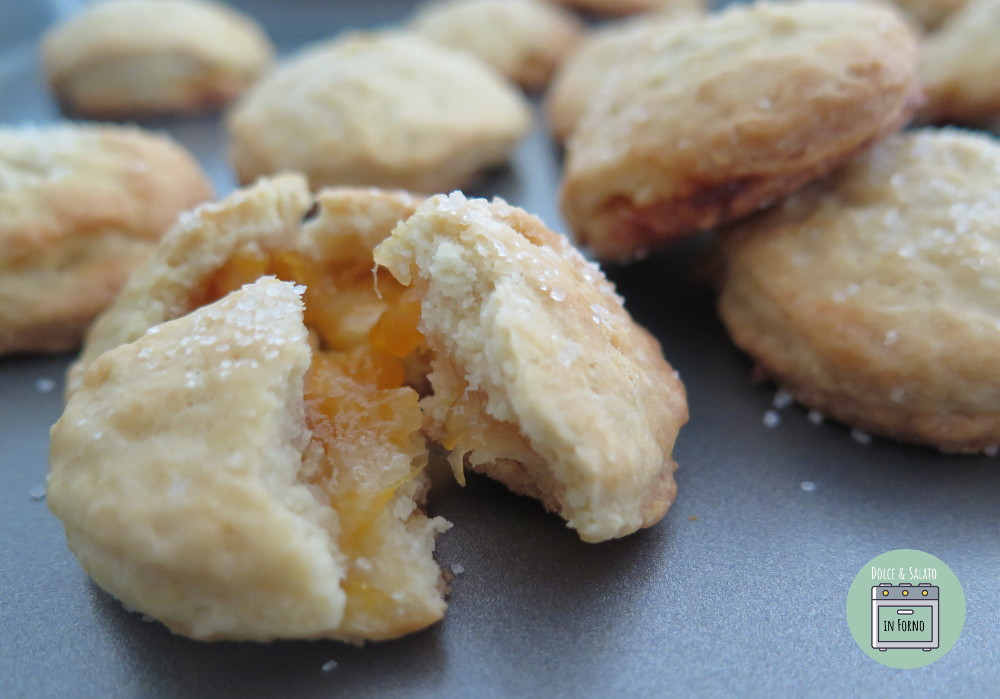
[551,0,1000,453]
[3,0,277,360]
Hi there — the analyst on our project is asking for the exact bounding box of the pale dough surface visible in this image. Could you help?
[42,0,273,117]
[227,32,530,193]
[50,277,449,641]
[717,129,1000,453]
[0,123,212,355]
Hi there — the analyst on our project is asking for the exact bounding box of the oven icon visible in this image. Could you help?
[871,583,939,652]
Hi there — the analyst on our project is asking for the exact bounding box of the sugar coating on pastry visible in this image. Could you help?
[50,277,449,641]
[549,0,701,17]
[374,192,688,542]
[0,123,212,356]
[920,0,1000,126]
[716,129,1000,454]
[227,32,531,193]
[546,9,703,141]
[560,1,922,262]
[42,0,273,118]
[411,0,584,91]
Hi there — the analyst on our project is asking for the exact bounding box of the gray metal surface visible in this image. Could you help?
[2,2,998,696]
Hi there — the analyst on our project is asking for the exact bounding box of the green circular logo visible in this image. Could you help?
[846,549,965,668]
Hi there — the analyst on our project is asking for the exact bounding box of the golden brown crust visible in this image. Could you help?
[0,123,212,356]
[374,192,688,541]
[226,32,531,192]
[920,0,1000,126]
[42,0,274,118]
[411,0,584,91]
[559,1,923,262]
[717,129,1000,454]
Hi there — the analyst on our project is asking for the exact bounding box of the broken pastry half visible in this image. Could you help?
[377,193,688,542]
[50,277,447,641]
[57,175,686,639]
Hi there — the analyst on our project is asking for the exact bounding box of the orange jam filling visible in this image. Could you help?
[304,351,424,626]
[195,244,429,622]
[191,246,417,353]
[304,350,424,552]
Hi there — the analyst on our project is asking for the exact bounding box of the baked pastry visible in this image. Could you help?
[42,0,274,118]
[890,0,967,29]
[548,0,701,17]
[559,1,922,262]
[920,0,1000,126]
[376,193,688,542]
[60,177,444,640]
[0,123,212,356]
[716,129,1000,454]
[50,277,450,641]
[546,9,702,141]
[410,0,584,91]
[69,175,687,543]
[227,32,531,192]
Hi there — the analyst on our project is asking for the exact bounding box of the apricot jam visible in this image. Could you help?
[191,246,416,353]
[194,244,429,625]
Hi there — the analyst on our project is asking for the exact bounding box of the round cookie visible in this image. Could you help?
[0,123,212,356]
[50,277,450,642]
[226,32,531,193]
[716,129,1000,454]
[546,8,703,141]
[920,0,1000,127]
[411,0,584,91]
[549,0,701,17]
[559,1,922,262]
[70,175,687,543]
[42,0,274,118]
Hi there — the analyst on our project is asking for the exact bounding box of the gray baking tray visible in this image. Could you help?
[2,1,998,696]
